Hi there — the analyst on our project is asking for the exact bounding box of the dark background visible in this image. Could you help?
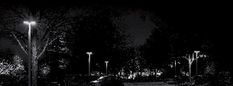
[1,0,231,71]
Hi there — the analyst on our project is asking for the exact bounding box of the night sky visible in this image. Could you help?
[1,1,231,67]
[1,1,231,47]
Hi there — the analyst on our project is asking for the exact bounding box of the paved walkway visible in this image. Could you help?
[124,82,176,86]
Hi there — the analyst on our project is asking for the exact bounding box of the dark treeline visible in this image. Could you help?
[0,1,232,86]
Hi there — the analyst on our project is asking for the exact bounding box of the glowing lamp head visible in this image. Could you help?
[86,52,93,55]
[23,21,36,25]
[105,61,109,64]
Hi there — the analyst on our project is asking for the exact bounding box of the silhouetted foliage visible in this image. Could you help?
[67,7,131,74]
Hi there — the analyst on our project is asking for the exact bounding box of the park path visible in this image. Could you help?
[124,82,175,86]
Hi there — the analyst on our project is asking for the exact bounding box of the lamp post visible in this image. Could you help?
[86,52,93,76]
[24,21,36,86]
[174,59,180,86]
[174,60,177,78]
[105,61,109,75]
[194,50,200,75]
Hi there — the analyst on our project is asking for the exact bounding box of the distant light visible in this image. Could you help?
[105,61,109,64]
[86,52,93,55]
[156,70,163,77]
[23,21,36,25]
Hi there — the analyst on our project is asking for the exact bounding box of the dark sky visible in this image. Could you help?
[1,1,230,47]
[1,1,231,61]
[121,10,156,46]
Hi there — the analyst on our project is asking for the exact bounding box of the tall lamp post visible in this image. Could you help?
[174,59,180,86]
[86,52,93,76]
[105,61,109,75]
[174,60,177,78]
[24,21,36,86]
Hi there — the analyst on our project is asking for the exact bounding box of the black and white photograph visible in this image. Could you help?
[0,1,231,86]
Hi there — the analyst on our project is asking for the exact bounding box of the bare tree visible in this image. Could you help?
[0,6,74,86]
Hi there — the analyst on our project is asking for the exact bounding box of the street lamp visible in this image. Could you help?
[174,60,177,77]
[105,61,109,75]
[194,50,200,75]
[24,21,36,86]
[86,52,93,76]
[174,59,180,86]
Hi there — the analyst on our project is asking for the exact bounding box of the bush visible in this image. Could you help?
[0,55,26,86]
[217,71,232,86]
[0,75,17,86]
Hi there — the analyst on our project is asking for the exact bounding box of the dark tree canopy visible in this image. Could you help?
[67,7,131,74]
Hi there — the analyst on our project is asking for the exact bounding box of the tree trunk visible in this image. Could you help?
[32,40,38,86]
[189,63,192,85]
[32,60,38,86]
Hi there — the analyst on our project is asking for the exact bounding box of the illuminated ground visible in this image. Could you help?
[124,82,176,86]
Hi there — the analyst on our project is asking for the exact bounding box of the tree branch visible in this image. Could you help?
[36,36,59,59]
[49,36,59,45]
[11,32,28,55]
[36,39,49,59]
